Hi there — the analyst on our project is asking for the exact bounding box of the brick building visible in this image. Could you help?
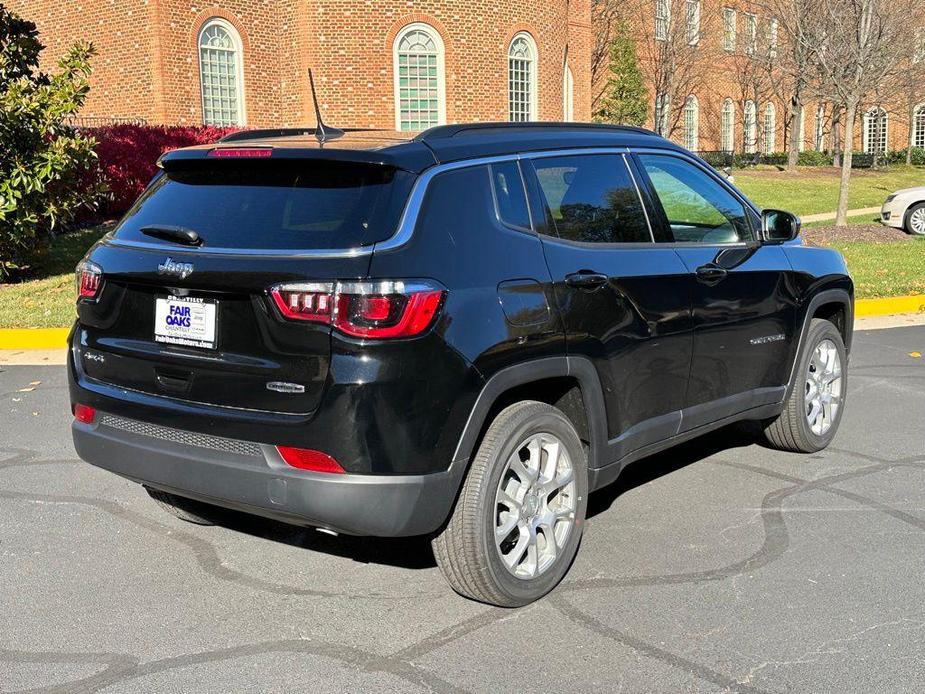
[600,0,925,157]
[8,0,593,130]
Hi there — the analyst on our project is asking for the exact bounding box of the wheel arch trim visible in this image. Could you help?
[785,288,853,400]
[451,356,608,470]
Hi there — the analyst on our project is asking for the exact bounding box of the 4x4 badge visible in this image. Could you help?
[157,257,194,279]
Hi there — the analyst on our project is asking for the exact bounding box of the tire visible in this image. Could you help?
[904,203,925,236]
[762,318,847,453]
[432,401,589,607]
[145,486,218,525]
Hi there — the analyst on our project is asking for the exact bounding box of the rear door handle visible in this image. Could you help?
[565,271,609,290]
[695,264,728,285]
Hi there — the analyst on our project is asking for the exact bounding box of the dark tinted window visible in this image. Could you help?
[490,161,531,230]
[638,154,752,243]
[113,162,414,250]
[531,154,651,244]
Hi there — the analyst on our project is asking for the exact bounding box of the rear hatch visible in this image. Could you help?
[76,152,416,415]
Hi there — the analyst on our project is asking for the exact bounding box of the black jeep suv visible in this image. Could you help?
[69,123,852,606]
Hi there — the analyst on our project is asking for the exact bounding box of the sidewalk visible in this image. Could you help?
[801,206,881,223]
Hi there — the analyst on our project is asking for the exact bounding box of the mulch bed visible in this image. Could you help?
[802,224,912,246]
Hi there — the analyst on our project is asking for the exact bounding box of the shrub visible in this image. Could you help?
[797,150,833,167]
[90,124,240,216]
[884,148,925,166]
[0,4,106,279]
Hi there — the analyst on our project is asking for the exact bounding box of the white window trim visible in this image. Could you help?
[563,62,574,122]
[744,100,757,154]
[198,18,246,127]
[656,0,671,41]
[508,31,539,122]
[745,13,758,55]
[798,105,805,152]
[815,105,827,151]
[686,0,701,46]
[862,107,888,154]
[913,103,925,149]
[392,22,447,132]
[683,95,699,151]
[721,98,735,152]
[723,8,737,52]
[763,103,776,154]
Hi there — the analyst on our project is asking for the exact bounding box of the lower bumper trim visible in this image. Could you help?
[72,419,465,537]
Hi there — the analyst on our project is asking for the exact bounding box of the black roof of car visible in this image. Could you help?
[159,122,684,174]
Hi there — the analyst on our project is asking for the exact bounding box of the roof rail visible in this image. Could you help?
[415,122,658,141]
[218,127,376,143]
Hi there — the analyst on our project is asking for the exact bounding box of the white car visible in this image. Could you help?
[880,187,925,235]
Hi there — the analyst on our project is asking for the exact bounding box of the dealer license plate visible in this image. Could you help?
[154,295,217,349]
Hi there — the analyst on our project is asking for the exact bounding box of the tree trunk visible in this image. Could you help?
[787,99,801,171]
[835,102,857,228]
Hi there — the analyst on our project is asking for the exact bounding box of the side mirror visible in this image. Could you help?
[762,209,801,243]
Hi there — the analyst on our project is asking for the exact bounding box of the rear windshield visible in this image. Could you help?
[113,161,415,250]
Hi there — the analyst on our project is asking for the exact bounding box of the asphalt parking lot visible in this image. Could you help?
[1,325,924,693]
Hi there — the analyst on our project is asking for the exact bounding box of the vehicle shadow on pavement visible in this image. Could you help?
[201,425,760,570]
[587,424,760,519]
[203,507,440,570]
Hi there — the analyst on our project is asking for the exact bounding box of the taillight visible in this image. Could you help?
[270,282,335,323]
[73,404,97,424]
[276,446,344,473]
[269,280,445,339]
[75,260,102,301]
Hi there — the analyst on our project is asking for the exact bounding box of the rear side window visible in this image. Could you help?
[490,161,531,230]
[531,154,651,244]
[113,162,415,250]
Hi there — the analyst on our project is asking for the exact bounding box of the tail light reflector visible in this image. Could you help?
[76,260,102,300]
[73,404,97,424]
[276,446,345,474]
[269,280,445,339]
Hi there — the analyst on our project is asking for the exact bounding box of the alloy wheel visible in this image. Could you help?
[804,338,842,436]
[494,433,577,579]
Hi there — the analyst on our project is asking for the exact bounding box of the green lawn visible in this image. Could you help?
[734,166,925,217]
[831,238,925,299]
[0,225,110,329]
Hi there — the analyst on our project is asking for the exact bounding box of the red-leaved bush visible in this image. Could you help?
[90,124,241,217]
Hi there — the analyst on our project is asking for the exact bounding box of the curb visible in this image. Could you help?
[854,294,925,318]
[2,294,924,350]
[0,328,71,350]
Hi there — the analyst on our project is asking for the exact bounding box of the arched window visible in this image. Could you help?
[763,103,776,154]
[863,107,888,154]
[914,104,925,150]
[744,100,757,154]
[562,62,574,122]
[721,99,735,153]
[393,23,446,132]
[198,19,245,126]
[683,95,699,151]
[509,33,538,122]
[814,105,826,152]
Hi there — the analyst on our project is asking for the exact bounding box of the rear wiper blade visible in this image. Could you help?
[141,225,203,246]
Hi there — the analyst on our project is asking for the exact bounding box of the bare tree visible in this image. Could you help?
[728,47,770,155]
[759,0,818,170]
[593,0,716,140]
[890,25,925,165]
[802,0,909,225]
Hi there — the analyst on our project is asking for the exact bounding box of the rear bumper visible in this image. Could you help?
[72,414,466,537]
